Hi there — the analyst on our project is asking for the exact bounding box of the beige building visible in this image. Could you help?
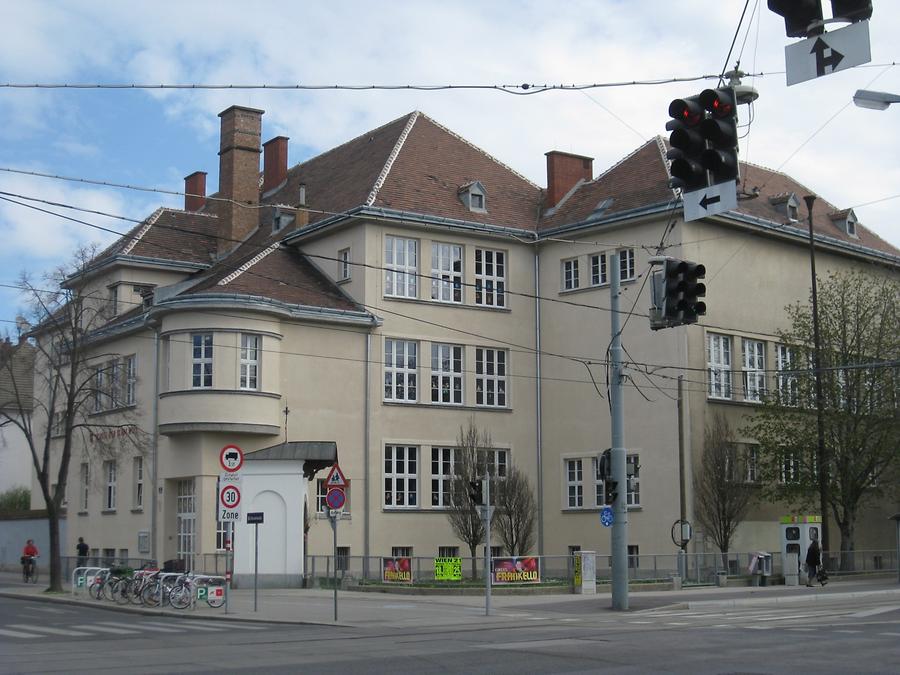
[31,106,899,575]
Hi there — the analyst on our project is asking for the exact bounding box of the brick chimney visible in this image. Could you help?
[217,105,264,256]
[262,136,289,194]
[545,151,594,209]
[184,171,207,211]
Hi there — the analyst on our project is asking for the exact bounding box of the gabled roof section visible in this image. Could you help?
[95,208,219,266]
[539,138,675,230]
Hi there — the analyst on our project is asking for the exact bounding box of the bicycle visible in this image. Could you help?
[21,556,39,584]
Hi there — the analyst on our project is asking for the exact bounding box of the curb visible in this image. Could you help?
[683,587,900,610]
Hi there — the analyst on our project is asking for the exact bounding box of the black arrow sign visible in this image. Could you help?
[699,194,721,210]
[811,38,844,77]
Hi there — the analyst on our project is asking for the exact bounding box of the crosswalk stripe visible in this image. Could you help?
[165,623,224,632]
[850,605,900,618]
[0,628,41,638]
[77,625,141,635]
[184,620,264,630]
[95,621,180,634]
[7,624,91,637]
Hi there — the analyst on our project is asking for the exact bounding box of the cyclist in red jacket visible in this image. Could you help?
[21,539,39,579]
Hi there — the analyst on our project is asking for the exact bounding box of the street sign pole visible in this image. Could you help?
[253,521,259,612]
[331,511,338,621]
[484,469,491,617]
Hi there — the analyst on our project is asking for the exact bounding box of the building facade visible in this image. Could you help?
[29,106,899,576]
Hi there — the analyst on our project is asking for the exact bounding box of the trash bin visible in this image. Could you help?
[716,571,728,587]
[759,552,772,586]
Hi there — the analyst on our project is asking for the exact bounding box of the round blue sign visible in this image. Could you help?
[600,506,614,527]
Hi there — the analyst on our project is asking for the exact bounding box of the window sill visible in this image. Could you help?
[77,510,89,516]
[101,509,117,515]
[130,508,144,514]
[160,389,281,399]
[88,404,137,418]
[381,295,512,313]
[337,277,351,285]
[383,401,512,413]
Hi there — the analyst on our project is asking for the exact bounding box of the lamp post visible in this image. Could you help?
[803,195,830,556]
[853,90,900,111]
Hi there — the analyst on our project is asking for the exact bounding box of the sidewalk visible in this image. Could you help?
[2,571,898,629]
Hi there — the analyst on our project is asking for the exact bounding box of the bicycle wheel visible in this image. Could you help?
[129,579,148,605]
[31,563,38,584]
[169,584,191,610]
[115,578,133,604]
[141,580,161,607]
[89,579,104,601]
[103,578,119,601]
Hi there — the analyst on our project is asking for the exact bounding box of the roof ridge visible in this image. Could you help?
[217,242,282,286]
[120,208,165,256]
[417,112,540,189]
[739,159,841,213]
[366,111,420,206]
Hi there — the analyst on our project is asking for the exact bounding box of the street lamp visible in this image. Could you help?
[853,89,900,111]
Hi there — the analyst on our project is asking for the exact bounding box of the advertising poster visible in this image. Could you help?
[491,556,540,584]
[381,557,413,583]
[434,557,462,581]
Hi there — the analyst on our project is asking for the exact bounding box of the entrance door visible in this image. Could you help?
[176,478,196,570]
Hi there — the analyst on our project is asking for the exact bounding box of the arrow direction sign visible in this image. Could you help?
[682,180,737,223]
[785,21,870,86]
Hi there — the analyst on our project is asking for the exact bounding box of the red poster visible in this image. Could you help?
[491,556,540,584]
[381,557,412,583]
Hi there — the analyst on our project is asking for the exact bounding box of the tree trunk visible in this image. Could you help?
[469,544,477,581]
[47,506,62,592]
[838,518,856,572]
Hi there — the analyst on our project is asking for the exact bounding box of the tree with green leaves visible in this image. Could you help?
[0,486,31,512]
[694,413,755,565]
[743,270,899,567]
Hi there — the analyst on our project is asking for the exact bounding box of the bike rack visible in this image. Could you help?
[71,567,107,597]
[187,574,227,611]
[156,572,183,612]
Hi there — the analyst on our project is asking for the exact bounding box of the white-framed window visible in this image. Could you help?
[384,445,418,508]
[80,462,89,511]
[385,236,418,298]
[240,333,261,390]
[475,347,507,407]
[590,253,607,286]
[107,285,117,317]
[477,448,509,480]
[216,520,234,552]
[431,242,463,303]
[338,248,351,281]
[133,456,143,509]
[776,344,799,406]
[384,339,418,402]
[93,366,105,412]
[336,546,350,571]
[707,334,732,399]
[392,546,413,558]
[562,258,579,290]
[628,544,640,569]
[431,343,463,404]
[474,248,506,307]
[619,249,635,281]
[742,339,766,402]
[745,445,759,483]
[103,460,116,510]
[626,454,641,506]
[781,450,800,484]
[124,355,136,406]
[438,546,459,557]
[470,192,485,210]
[592,455,606,506]
[108,360,120,408]
[430,446,458,508]
[566,458,583,508]
[191,333,213,388]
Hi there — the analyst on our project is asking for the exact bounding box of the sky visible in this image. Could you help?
[1,0,898,329]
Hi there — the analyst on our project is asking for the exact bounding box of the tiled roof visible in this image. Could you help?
[0,341,35,412]
[95,208,218,266]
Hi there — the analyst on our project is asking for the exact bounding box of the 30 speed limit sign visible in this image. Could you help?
[219,483,242,522]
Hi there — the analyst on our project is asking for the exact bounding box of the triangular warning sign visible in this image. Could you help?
[325,463,348,488]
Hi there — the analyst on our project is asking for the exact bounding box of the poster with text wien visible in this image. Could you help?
[382,557,412,583]
[492,557,540,584]
[434,557,462,581]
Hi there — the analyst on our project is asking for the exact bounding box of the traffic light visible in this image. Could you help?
[699,87,739,186]
[662,258,684,322]
[468,479,484,506]
[604,480,618,506]
[677,261,707,325]
[830,1,872,22]
[767,0,823,38]
[666,95,707,193]
[598,449,612,481]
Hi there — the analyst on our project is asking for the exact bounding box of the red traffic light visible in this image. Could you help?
[668,97,704,126]
[699,88,736,118]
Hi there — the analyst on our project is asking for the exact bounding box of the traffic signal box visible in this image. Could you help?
[768,1,872,39]
[654,258,707,329]
[666,87,739,194]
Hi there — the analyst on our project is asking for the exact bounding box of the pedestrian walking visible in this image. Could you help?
[76,537,89,568]
[805,539,821,587]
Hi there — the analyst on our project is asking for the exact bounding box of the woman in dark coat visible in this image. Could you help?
[805,539,821,587]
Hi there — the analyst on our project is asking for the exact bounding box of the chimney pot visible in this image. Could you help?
[263,136,290,193]
[217,105,264,257]
[184,171,207,211]
[545,151,594,209]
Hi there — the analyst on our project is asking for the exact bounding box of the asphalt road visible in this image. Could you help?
[1,593,898,674]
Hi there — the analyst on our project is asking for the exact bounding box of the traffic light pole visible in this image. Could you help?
[610,255,629,611]
[484,470,492,616]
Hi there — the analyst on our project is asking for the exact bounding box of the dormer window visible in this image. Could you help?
[272,207,294,233]
[829,209,858,238]
[769,192,801,222]
[458,181,487,214]
[787,203,799,221]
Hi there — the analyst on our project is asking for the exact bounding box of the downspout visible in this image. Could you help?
[364,332,371,566]
[533,249,544,555]
[149,320,161,562]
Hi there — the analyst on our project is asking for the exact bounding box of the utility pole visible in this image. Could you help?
[484,470,492,616]
[610,253,629,610]
[677,375,687,578]
[804,195,830,554]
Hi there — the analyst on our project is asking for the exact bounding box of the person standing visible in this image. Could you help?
[76,537,89,568]
[805,539,821,587]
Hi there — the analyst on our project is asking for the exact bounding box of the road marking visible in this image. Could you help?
[526,617,550,621]
[165,623,224,632]
[0,628,40,638]
[184,620,265,630]
[788,628,815,632]
[746,625,771,630]
[7,624,91,637]
[833,630,862,634]
[97,621,179,634]
[850,605,900,618]
[77,625,140,635]
[628,621,654,624]
[879,632,900,637]
[666,622,690,626]
[27,606,66,614]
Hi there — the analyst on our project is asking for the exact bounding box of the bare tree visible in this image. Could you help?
[695,413,755,565]
[493,465,536,556]
[446,420,494,579]
[0,247,146,591]
[743,270,899,567]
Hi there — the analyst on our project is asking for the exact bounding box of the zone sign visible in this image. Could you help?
[219,484,242,522]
